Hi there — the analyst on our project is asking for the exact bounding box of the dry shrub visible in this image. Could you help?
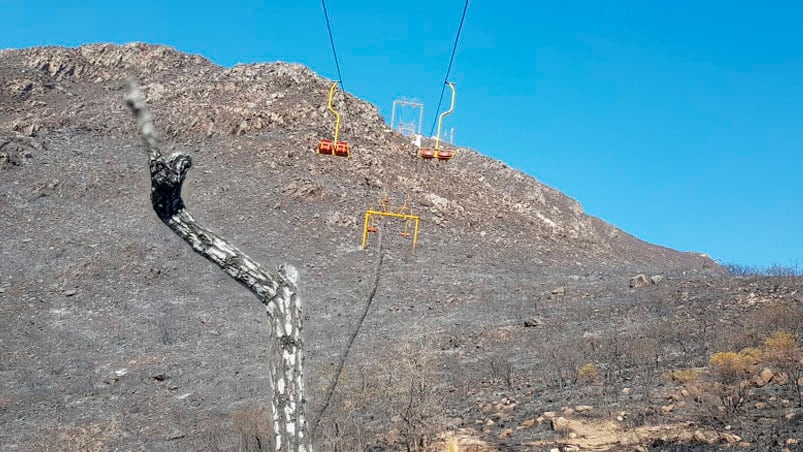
[233,405,273,451]
[316,339,446,451]
[709,348,762,384]
[763,331,801,363]
[762,330,803,407]
[577,362,602,385]
[697,347,764,414]
[665,368,700,384]
[37,420,118,452]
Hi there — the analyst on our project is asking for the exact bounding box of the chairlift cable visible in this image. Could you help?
[319,0,351,156]
[428,0,470,139]
[321,0,345,87]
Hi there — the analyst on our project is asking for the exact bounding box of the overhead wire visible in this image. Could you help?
[320,0,351,141]
[428,0,470,139]
[321,0,345,86]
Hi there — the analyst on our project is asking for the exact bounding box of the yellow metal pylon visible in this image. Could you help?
[361,194,419,250]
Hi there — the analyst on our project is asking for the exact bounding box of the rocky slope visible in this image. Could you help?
[1,43,716,273]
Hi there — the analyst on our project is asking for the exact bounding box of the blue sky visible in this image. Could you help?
[2,0,801,268]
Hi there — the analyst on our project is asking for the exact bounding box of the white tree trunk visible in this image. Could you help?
[125,82,309,451]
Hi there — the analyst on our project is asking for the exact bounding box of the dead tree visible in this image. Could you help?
[125,81,310,452]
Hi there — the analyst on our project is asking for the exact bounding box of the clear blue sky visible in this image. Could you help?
[3,0,801,268]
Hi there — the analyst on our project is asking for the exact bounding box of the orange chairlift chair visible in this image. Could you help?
[419,81,456,161]
[318,81,350,157]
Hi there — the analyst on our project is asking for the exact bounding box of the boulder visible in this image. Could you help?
[523,317,544,328]
[551,416,571,432]
[630,274,649,288]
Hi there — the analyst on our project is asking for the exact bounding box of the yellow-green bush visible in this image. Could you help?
[577,362,602,384]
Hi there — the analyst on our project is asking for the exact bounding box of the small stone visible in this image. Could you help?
[622,387,631,395]
[757,368,774,386]
[519,419,535,428]
[661,404,674,413]
[650,274,664,284]
[63,289,77,297]
[693,430,709,443]
[720,432,741,443]
[485,419,495,426]
[551,287,565,295]
[499,428,513,439]
[385,428,400,444]
[575,405,593,413]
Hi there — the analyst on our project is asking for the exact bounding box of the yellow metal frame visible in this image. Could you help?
[362,210,420,250]
[326,81,343,144]
[361,194,419,250]
[434,82,456,152]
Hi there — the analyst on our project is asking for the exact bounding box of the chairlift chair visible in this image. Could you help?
[317,81,350,157]
[420,82,457,161]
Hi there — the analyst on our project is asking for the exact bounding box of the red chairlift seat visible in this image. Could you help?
[318,139,334,155]
[334,141,350,157]
[436,150,454,161]
[419,149,436,159]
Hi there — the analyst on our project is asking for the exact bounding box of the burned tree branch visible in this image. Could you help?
[125,81,309,452]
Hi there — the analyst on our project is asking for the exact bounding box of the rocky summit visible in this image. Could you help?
[2,44,800,451]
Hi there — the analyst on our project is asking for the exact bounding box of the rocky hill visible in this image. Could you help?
[1,43,717,272]
[2,44,800,451]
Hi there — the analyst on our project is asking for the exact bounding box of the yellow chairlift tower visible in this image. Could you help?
[361,194,420,250]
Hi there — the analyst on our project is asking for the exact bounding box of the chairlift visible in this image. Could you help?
[317,81,350,157]
[400,219,412,238]
[419,82,456,161]
[362,194,420,249]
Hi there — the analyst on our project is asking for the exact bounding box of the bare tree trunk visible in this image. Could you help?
[125,81,309,452]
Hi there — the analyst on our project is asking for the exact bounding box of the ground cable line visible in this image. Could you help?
[428,0,470,139]
[310,232,385,436]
